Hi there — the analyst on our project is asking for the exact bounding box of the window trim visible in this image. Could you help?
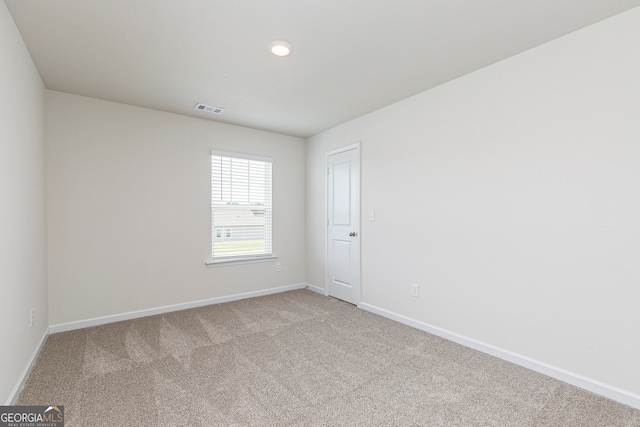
[211,149,272,164]
[208,149,275,265]
[206,255,277,267]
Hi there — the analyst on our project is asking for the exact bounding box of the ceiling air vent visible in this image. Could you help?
[194,103,225,114]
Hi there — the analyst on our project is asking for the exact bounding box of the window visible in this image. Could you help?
[211,151,272,261]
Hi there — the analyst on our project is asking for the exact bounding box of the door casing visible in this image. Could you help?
[325,142,361,305]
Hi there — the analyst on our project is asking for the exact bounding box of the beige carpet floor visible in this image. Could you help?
[17,289,640,426]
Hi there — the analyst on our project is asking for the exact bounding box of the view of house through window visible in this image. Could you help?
[211,151,272,261]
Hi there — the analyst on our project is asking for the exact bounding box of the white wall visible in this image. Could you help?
[47,91,305,326]
[307,7,640,396]
[0,2,48,404]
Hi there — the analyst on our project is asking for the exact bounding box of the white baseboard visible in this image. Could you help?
[304,284,326,295]
[6,327,49,405]
[359,302,640,410]
[50,283,307,334]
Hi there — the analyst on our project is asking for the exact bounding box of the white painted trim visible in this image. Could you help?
[50,284,307,334]
[210,149,273,163]
[305,284,326,295]
[6,327,49,405]
[359,302,640,410]
[206,255,277,267]
[325,142,360,157]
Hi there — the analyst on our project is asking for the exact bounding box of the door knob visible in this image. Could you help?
[349,232,357,237]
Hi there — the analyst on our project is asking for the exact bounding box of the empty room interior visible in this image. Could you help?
[2,0,640,425]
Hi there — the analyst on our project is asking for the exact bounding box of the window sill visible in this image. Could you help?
[206,255,277,267]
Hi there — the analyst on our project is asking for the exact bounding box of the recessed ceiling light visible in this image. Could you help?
[269,40,293,57]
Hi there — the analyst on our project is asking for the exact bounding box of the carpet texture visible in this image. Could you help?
[17,289,640,426]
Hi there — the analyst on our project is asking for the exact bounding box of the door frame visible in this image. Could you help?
[325,142,361,305]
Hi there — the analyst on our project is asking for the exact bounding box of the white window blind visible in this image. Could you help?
[211,151,272,261]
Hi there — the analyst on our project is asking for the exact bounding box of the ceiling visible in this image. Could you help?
[6,0,640,138]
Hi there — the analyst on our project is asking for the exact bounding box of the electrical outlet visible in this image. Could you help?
[276,263,282,272]
[30,309,34,327]
[411,284,420,298]
[369,210,375,221]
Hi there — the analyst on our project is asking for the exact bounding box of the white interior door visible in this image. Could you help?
[326,145,360,305]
